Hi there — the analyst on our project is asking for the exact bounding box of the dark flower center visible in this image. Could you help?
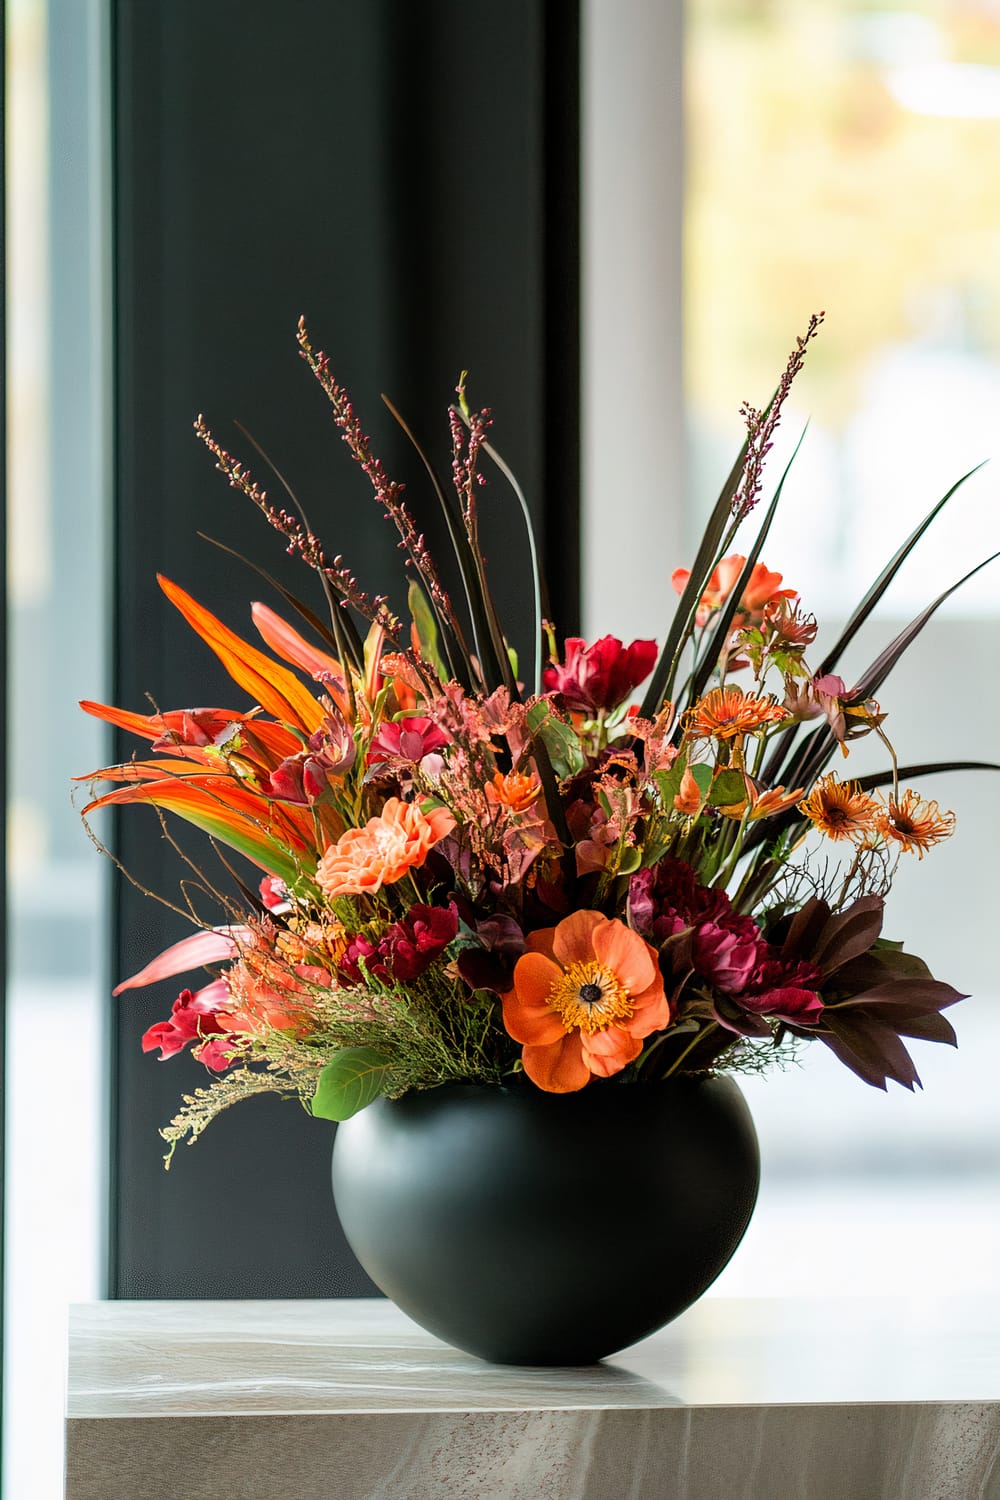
[579,982,603,1006]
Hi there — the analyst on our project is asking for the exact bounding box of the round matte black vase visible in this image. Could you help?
[331,1074,759,1366]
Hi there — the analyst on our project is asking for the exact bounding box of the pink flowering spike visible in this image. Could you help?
[543,636,658,715]
[113,927,248,995]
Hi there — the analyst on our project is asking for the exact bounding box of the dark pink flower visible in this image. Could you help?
[367,716,450,765]
[716,958,824,1035]
[267,709,357,804]
[692,922,761,994]
[543,636,658,715]
[141,980,232,1064]
[456,913,527,994]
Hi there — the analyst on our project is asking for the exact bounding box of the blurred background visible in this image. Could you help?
[6,0,1000,1492]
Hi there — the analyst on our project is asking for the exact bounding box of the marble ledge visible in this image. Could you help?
[66,1296,1000,1500]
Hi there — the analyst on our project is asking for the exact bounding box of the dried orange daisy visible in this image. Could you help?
[501,910,670,1093]
[686,686,787,742]
[800,774,880,842]
[316,797,455,898]
[715,778,806,821]
[878,789,956,859]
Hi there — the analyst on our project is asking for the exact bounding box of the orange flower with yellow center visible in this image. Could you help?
[878,789,956,859]
[800,775,879,842]
[686,686,787,742]
[316,797,455,899]
[502,910,670,1093]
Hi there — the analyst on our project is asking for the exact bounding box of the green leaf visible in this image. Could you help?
[689,763,714,798]
[617,845,642,876]
[709,768,747,807]
[525,700,586,778]
[311,1047,393,1121]
[408,580,448,681]
[638,425,756,718]
[654,751,688,806]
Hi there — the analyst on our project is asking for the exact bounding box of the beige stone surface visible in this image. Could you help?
[65,1298,1000,1499]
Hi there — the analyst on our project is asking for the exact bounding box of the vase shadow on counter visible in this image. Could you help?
[332,1074,759,1366]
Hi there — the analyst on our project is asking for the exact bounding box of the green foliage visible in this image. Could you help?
[525,700,587,778]
[312,1047,394,1120]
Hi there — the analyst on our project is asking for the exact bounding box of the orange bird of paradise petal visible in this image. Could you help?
[158,576,326,736]
[83,777,318,885]
[79,700,252,746]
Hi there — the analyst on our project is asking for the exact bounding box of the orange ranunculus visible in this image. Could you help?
[316,796,456,899]
[501,910,670,1093]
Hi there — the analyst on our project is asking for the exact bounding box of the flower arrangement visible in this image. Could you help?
[79,314,996,1160]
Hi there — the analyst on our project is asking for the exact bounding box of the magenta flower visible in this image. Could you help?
[692,922,761,995]
[141,980,232,1065]
[267,711,357,803]
[259,876,289,911]
[543,636,658,715]
[367,716,450,765]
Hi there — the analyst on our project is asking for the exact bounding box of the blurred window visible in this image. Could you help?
[686,0,1000,1295]
[4,1,109,1494]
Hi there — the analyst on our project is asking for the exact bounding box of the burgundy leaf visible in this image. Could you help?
[818,1011,922,1091]
[831,978,967,1014]
[811,896,885,974]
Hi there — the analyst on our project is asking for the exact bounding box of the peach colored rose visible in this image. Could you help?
[316,797,456,899]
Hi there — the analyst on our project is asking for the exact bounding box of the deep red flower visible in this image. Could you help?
[339,903,459,987]
[543,636,658,715]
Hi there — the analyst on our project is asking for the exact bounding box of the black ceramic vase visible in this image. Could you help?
[331,1074,759,1366]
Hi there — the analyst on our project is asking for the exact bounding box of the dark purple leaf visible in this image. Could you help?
[811,896,885,974]
[818,1011,922,1091]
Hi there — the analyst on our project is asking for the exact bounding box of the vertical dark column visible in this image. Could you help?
[0,0,6,1431]
[111,0,580,1298]
[543,3,581,637]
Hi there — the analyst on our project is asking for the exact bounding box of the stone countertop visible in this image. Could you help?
[66,1297,1000,1499]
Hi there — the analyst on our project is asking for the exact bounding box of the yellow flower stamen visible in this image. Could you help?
[547,960,634,1035]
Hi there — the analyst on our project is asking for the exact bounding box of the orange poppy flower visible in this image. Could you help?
[502,910,670,1093]
[316,797,456,898]
[800,775,879,842]
[878,789,956,859]
[686,686,787,742]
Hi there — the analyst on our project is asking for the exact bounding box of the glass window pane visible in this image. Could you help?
[687,0,1000,1294]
